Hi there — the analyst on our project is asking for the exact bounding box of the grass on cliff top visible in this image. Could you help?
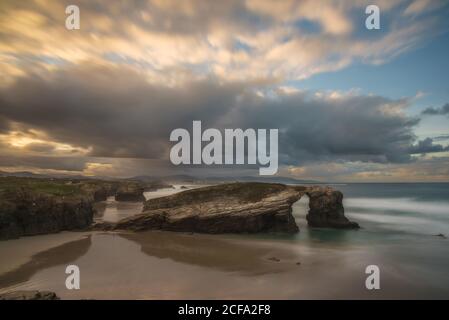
[0,177,88,198]
[161,182,287,204]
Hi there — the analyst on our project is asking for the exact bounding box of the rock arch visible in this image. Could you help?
[94,182,359,233]
[301,186,359,229]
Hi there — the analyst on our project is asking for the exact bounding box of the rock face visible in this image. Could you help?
[91,187,111,202]
[0,290,59,300]
[115,183,145,202]
[0,176,174,240]
[95,182,359,233]
[0,191,94,240]
[305,186,359,229]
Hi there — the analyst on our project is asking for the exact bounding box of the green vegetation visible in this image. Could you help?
[0,177,80,197]
[147,182,287,209]
[0,177,114,201]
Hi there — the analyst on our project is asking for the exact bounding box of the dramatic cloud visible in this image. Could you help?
[0,1,448,181]
[284,156,449,182]
[224,90,420,164]
[0,64,425,169]
[422,103,449,116]
[0,0,445,85]
[0,64,245,159]
[0,153,88,172]
[433,134,449,142]
[408,138,449,154]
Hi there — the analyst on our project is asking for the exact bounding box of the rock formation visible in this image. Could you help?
[0,290,59,300]
[0,190,94,240]
[115,183,145,202]
[0,176,172,240]
[0,176,358,239]
[305,186,360,229]
[95,182,359,233]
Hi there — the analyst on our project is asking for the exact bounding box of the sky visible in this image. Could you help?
[0,0,449,182]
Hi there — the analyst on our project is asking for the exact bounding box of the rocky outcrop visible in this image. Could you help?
[115,183,145,202]
[306,186,359,229]
[143,181,174,192]
[94,182,359,234]
[0,177,173,240]
[0,190,94,240]
[91,187,110,202]
[0,290,59,300]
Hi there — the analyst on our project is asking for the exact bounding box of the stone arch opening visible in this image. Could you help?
[292,187,359,229]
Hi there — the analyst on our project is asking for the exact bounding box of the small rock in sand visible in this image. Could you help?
[267,257,280,262]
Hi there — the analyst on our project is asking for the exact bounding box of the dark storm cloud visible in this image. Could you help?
[0,154,87,172]
[0,64,425,169]
[433,134,449,141]
[422,103,449,116]
[0,64,243,159]
[221,91,420,164]
[22,142,57,153]
[407,138,449,154]
[0,116,10,133]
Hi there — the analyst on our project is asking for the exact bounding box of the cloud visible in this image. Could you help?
[407,137,449,154]
[224,89,420,164]
[0,64,244,159]
[433,134,449,142]
[0,153,88,172]
[284,156,449,182]
[0,64,424,170]
[0,0,446,84]
[403,0,445,16]
[421,103,449,116]
[0,1,448,181]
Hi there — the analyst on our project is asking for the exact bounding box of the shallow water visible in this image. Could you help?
[1,183,448,299]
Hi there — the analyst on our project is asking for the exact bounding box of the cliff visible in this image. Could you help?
[0,189,94,240]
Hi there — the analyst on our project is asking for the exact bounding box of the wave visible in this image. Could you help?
[348,211,449,235]
[345,197,449,218]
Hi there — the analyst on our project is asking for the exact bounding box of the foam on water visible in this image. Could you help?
[345,197,449,217]
[344,197,449,235]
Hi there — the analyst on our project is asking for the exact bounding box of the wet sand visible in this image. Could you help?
[0,231,92,275]
[1,230,446,299]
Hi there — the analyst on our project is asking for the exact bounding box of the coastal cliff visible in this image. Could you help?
[0,177,359,239]
[0,189,94,240]
[95,182,359,233]
[0,177,146,240]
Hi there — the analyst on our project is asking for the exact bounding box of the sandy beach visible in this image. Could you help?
[1,184,449,299]
[1,228,447,299]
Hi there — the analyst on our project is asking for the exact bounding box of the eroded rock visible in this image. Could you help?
[0,190,94,240]
[0,290,59,300]
[306,186,359,229]
[115,183,145,202]
[94,182,359,233]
